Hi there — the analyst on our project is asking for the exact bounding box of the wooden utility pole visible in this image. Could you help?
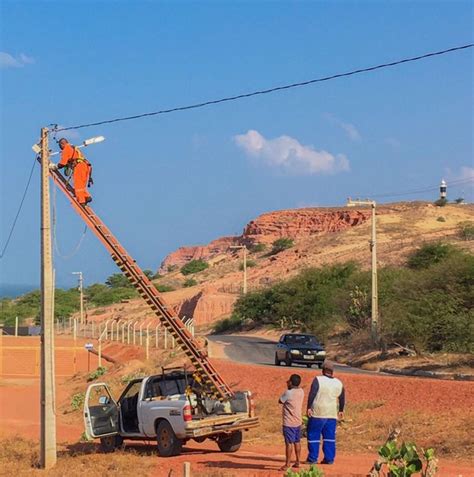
[40,127,57,468]
[347,198,379,345]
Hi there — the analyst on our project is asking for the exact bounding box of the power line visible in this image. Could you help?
[352,177,474,200]
[54,43,473,133]
[0,156,37,259]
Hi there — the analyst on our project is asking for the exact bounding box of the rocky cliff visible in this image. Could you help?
[160,208,369,272]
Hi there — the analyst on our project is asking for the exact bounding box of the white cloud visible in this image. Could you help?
[0,51,35,69]
[324,113,361,142]
[234,129,349,175]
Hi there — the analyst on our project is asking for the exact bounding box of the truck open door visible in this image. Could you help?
[84,383,119,440]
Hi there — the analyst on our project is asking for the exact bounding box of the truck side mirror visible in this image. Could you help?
[99,396,110,405]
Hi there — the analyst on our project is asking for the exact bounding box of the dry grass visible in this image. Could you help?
[0,437,156,476]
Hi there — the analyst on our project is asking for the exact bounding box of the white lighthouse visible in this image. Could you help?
[440,179,447,200]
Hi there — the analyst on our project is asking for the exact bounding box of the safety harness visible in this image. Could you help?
[65,146,94,187]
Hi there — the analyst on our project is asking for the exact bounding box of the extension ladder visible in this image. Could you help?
[49,168,233,400]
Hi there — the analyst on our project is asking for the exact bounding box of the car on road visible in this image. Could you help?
[274,333,326,368]
[84,367,258,456]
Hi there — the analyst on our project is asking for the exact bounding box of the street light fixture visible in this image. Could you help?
[230,245,248,294]
[346,198,378,345]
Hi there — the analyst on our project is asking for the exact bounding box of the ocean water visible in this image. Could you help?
[0,284,38,299]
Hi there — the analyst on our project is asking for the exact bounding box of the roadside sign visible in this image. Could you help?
[84,343,94,351]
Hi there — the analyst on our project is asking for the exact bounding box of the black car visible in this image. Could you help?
[275,333,326,368]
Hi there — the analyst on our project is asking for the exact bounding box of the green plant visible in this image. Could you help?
[407,242,455,269]
[285,465,324,477]
[167,264,178,273]
[271,237,294,254]
[105,273,133,288]
[143,269,154,279]
[87,366,107,382]
[372,440,437,477]
[154,283,175,292]
[213,314,244,333]
[434,198,447,207]
[436,216,445,222]
[454,197,465,204]
[239,259,257,270]
[183,278,197,288]
[458,221,474,241]
[71,392,85,411]
[250,243,266,253]
[181,259,209,275]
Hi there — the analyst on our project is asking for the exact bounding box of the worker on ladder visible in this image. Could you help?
[50,138,93,205]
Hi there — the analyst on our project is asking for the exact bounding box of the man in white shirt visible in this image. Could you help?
[306,361,345,464]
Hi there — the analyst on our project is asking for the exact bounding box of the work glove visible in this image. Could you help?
[49,162,58,171]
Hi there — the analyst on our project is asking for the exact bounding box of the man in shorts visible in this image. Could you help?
[279,374,304,471]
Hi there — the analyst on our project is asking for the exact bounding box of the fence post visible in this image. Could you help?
[183,462,191,477]
[133,321,138,345]
[139,322,145,346]
[164,328,168,349]
[15,316,18,337]
[155,324,160,348]
[146,331,150,360]
[92,322,95,339]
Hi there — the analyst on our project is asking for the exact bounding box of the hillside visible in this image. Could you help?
[85,202,474,327]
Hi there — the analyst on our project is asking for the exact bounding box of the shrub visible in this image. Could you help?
[285,465,324,477]
[181,259,209,275]
[71,392,85,411]
[213,314,244,333]
[407,242,455,269]
[454,197,465,204]
[105,273,132,288]
[86,284,137,306]
[143,269,154,280]
[250,243,266,253]
[434,198,447,207]
[436,216,446,222]
[271,237,294,254]
[183,278,197,288]
[154,283,175,293]
[239,259,257,271]
[87,366,107,382]
[458,221,474,241]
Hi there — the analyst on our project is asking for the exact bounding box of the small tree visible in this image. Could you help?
[407,243,454,269]
[458,221,474,241]
[183,278,197,288]
[434,198,447,207]
[143,269,154,280]
[249,243,266,253]
[105,273,132,288]
[239,259,257,271]
[181,259,209,275]
[271,238,294,254]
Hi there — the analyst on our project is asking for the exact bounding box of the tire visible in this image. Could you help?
[306,364,313,368]
[317,363,323,369]
[274,353,281,366]
[156,420,183,457]
[217,431,243,453]
[285,355,292,367]
[100,435,123,453]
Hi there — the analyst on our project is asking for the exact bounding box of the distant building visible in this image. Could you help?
[440,179,447,200]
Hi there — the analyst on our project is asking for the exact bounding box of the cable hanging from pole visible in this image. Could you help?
[53,43,473,132]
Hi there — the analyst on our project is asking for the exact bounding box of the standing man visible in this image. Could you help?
[51,138,93,205]
[279,374,304,471]
[306,361,345,465]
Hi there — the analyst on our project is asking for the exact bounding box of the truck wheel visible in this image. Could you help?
[156,420,182,457]
[100,435,123,453]
[274,353,281,366]
[217,431,243,453]
[285,355,292,367]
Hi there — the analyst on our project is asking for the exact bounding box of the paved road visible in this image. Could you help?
[208,334,379,376]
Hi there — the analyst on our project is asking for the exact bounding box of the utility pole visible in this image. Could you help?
[230,245,248,294]
[40,127,57,468]
[72,272,84,325]
[347,198,378,345]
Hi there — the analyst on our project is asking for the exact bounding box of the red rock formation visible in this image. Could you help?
[242,209,369,244]
[159,208,369,272]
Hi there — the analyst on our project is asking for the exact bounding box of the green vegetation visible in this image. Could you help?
[407,242,455,269]
[70,392,85,411]
[143,269,154,279]
[285,465,324,477]
[436,216,445,222]
[458,221,474,241]
[271,237,294,254]
[154,283,175,292]
[105,273,133,288]
[86,283,137,307]
[180,259,209,275]
[249,243,266,253]
[434,198,447,207]
[183,278,198,288]
[87,366,107,382]
[239,259,257,270]
[375,440,437,477]
[167,264,178,273]
[223,244,473,353]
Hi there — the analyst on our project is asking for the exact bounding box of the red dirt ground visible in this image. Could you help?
[1,338,473,476]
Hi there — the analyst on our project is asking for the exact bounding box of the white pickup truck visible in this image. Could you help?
[84,368,258,457]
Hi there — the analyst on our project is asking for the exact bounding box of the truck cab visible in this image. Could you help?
[84,368,258,457]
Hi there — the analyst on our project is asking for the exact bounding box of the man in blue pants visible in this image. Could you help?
[306,361,345,464]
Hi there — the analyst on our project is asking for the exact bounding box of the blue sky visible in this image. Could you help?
[1,0,472,290]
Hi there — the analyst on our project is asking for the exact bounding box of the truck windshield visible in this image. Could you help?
[286,335,319,346]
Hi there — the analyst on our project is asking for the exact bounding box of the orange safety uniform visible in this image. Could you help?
[59,144,92,204]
